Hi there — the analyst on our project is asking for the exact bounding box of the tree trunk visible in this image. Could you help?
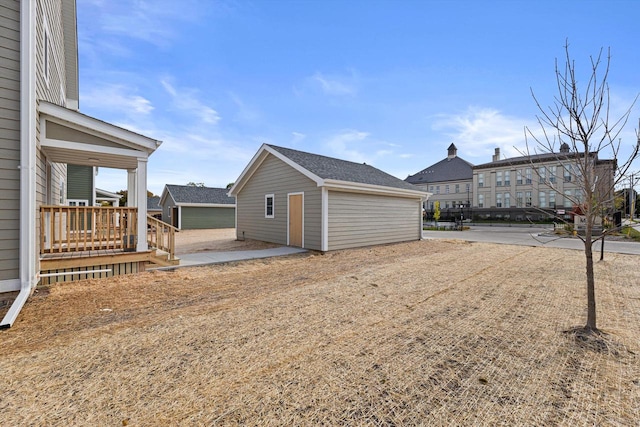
[585,231,597,330]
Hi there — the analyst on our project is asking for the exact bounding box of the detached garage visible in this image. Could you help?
[228,144,430,251]
[160,184,236,230]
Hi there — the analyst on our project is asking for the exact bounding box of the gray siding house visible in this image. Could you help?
[229,144,430,251]
[1,0,161,328]
[160,184,236,229]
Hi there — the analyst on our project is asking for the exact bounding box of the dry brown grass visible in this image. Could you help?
[1,240,639,425]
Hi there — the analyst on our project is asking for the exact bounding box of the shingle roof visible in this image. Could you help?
[405,156,474,185]
[165,184,235,205]
[147,196,162,211]
[267,144,421,192]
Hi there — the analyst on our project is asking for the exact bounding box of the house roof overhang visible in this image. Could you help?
[38,101,162,169]
[229,144,429,200]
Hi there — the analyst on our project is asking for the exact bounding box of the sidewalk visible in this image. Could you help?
[161,246,308,269]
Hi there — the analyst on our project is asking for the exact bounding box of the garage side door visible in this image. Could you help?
[181,207,236,229]
[328,191,420,251]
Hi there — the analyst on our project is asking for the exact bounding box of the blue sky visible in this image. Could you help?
[77,0,640,196]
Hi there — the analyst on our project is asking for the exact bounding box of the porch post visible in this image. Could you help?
[127,169,137,207]
[136,158,148,252]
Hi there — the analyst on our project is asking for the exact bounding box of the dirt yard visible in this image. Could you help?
[174,228,281,255]
[1,237,639,425]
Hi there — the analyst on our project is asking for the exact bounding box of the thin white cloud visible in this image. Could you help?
[228,91,262,125]
[291,132,306,145]
[431,107,527,160]
[310,71,358,96]
[84,0,210,48]
[81,84,154,115]
[325,130,371,163]
[161,79,221,125]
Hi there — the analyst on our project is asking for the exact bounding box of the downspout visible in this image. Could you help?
[321,187,328,251]
[2,0,37,329]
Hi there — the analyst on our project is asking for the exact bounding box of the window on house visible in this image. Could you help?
[496,171,503,187]
[478,173,484,187]
[445,202,450,209]
[59,180,65,204]
[504,170,511,186]
[564,190,573,207]
[516,192,523,207]
[478,194,484,208]
[429,186,434,192]
[445,185,450,194]
[504,193,511,208]
[549,191,556,208]
[525,191,532,207]
[265,194,274,218]
[496,193,503,208]
[516,169,523,185]
[539,191,547,208]
[525,168,532,184]
[455,184,460,193]
[435,186,440,195]
[564,165,572,182]
[466,183,471,194]
[539,167,546,183]
[549,166,557,183]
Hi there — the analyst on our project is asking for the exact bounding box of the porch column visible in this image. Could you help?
[127,169,137,207]
[136,158,148,252]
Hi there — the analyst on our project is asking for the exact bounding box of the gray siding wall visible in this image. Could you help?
[0,2,21,281]
[36,0,68,263]
[66,164,92,201]
[236,154,322,250]
[181,206,235,229]
[161,193,177,226]
[328,191,421,251]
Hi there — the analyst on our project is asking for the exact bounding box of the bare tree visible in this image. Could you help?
[526,42,640,333]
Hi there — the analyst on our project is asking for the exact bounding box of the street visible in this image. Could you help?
[422,225,640,255]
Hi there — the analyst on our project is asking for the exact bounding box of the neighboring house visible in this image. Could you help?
[66,163,120,206]
[160,185,236,229]
[147,196,162,219]
[229,144,430,251]
[0,0,165,328]
[405,144,474,219]
[472,144,615,221]
[96,188,121,206]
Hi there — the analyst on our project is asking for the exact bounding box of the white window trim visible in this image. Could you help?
[265,194,274,218]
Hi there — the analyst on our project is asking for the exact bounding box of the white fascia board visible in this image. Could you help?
[176,203,236,208]
[159,185,170,206]
[39,101,162,153]
[95,187,121,199]
[42,137,149,159]
[228,145,269,196]
[263,145,323,185]
[229,144,324,196]
[322,179,429,199]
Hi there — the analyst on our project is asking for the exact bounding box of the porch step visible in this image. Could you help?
[147,249,180,268]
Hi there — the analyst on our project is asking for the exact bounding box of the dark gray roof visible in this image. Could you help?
[405,156,474,185]
[147,196,161,211]
[165,184,235,205]
[268,144,421,192]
